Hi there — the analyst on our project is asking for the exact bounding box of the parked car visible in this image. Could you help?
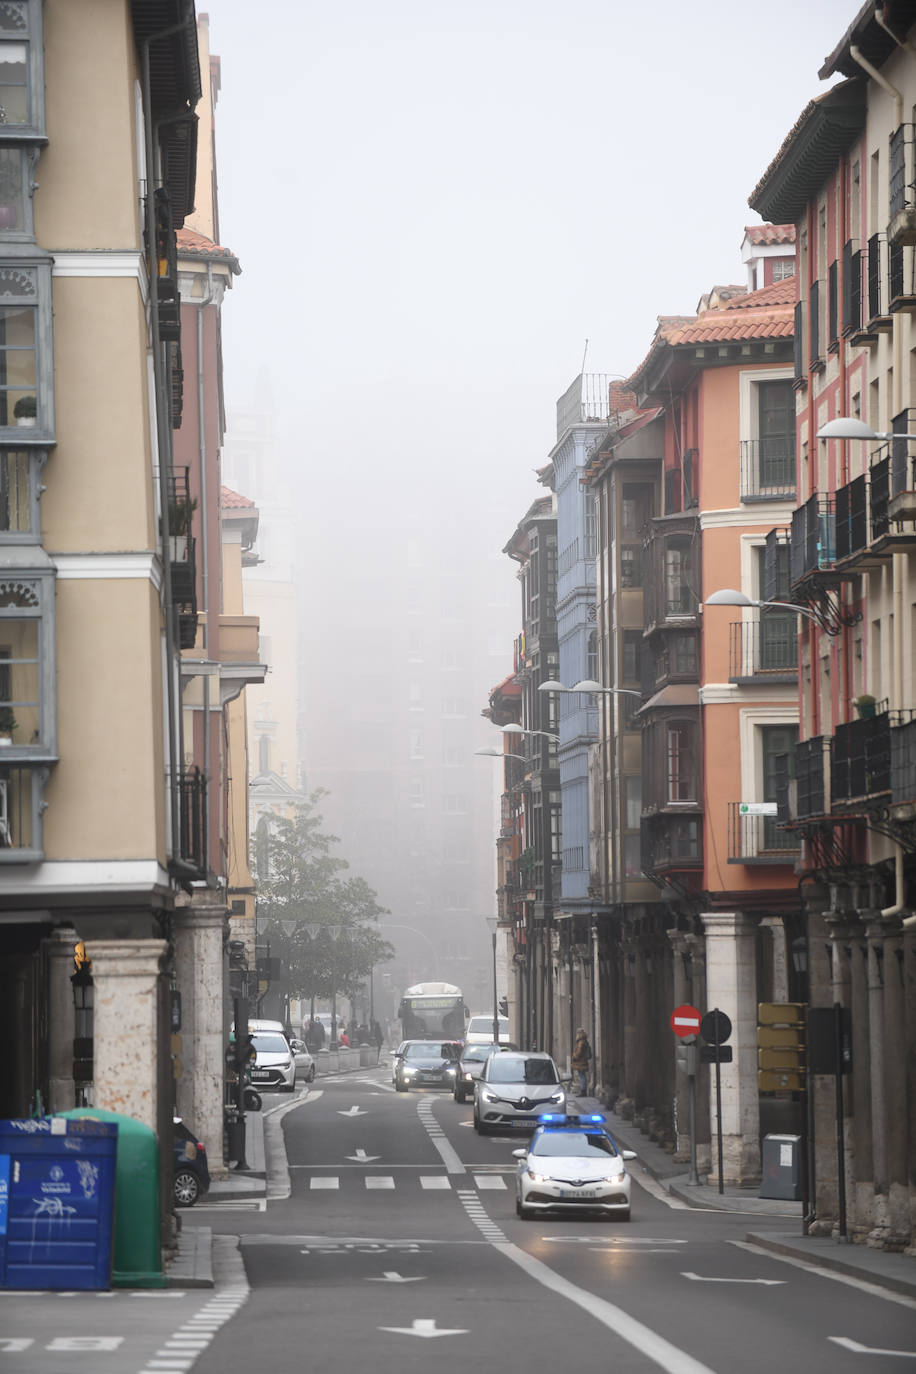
[473,1051,565,1133]
[173,1118,210,1208]
[249,1030,297,1091]
[464,1013,512,1046]
[392,1039,462,1091]
[290,1037,317,1082]
[453,1041,517,1102]
[513,1112,636,1220]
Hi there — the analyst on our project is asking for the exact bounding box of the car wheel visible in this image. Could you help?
[395,1080,408,1092]
[174,1169,201,1208]
[307,1064,316,1083]
[454,1087,465,1103]
[516,1197,533,1220]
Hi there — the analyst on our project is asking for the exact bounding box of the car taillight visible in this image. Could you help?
[196,1143,206,1156]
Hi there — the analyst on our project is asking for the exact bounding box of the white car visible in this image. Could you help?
[513,1113,636,1220]
[464,1014,511,1046]
[249,1030,297,1092]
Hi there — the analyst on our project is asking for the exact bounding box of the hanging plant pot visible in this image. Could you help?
[854,697,876,719]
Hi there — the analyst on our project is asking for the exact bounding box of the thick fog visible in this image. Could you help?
[209,0,842,1017]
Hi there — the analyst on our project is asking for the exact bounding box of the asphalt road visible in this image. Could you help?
[3,1064,914,1374]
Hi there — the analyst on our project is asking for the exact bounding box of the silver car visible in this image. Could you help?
[453,1042,517,1102]
[473,1051,565,1132]
[513,1113,636,1220]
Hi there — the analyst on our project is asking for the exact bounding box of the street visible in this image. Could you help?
[2,1062,915,1374]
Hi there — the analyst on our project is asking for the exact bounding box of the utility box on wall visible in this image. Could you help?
[0,1117,117,1290]
[760,1132,802,1201]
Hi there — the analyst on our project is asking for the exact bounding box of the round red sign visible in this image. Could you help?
[670,1004,702,1039]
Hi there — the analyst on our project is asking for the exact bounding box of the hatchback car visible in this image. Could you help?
[289,1037,317,1082]
[513,1113,636,1220]
[392,1040,462,1091]
[453,1041,517,1102]
[474,1051,565,1132]
[173,1118,210,1208]
[249,1030,297,1091]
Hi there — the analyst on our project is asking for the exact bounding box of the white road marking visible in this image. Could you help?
[366,1271,426,1283]
[380,1319,468,1338]
[346,1149,380,1162]
[829,1337,916,1357]
[338,1105,368,1116]
[473,1175,507,1189]
[543,1236,687,1245]
[497,1242,718,1373]
[682,1272,784,1285]
[310,1177,339,1190]
[631,1172,693,1209]
[420,1176,451,1189]
[731,1242,916,1310]
[417,1098,467,1173]
[366,1176,396,1189]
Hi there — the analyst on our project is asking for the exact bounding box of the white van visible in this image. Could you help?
[464,1014,511,1046]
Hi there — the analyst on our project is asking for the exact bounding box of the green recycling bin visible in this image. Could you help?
[60,1109,164,1288]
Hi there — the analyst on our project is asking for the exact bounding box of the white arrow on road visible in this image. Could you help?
[346,1148,380,1162]
[366,1272,425,1283]
[830,1337,916,1358]
[682,1272,785,1285]
[380,1319,467,1338]
[338,1106,368,1116]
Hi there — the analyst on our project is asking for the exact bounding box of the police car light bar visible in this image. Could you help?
[537,1112,607,1126]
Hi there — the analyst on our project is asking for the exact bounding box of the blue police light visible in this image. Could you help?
[537,1113,566,1124]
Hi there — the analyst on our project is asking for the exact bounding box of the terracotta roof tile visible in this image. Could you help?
[177,227,242,275]
[220,485,255,510]
[721,278,796,309]
[744,223,796,245]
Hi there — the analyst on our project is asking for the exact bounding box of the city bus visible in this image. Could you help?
[397,981,468,1040]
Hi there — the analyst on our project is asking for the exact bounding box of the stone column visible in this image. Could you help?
[85,939,168,1131]
[173,899,227,1177]
[669,930,692,1164]
[700,911,760,1185]
[47,927,78,1113]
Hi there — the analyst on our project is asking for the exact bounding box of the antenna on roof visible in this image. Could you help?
[580,338,588,374]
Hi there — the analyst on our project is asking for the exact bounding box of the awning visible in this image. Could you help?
[637,683,700,714]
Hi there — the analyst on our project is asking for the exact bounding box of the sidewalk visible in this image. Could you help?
[581,1098,916,1301]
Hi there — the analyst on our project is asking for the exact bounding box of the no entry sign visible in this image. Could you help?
[670,1004,701,1039]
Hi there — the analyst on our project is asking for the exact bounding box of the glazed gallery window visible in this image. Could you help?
[0,448,30,531]
[667,722,697,802]
[0,302,35,425]
[665,538,696,616]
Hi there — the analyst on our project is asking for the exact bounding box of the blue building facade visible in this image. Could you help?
[543,375,614,910]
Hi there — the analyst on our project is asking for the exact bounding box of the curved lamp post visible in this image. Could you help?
[704,586,823,627]
[474,747,528,762]
[537,678,641,698]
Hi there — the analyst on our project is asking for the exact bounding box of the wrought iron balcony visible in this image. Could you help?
[795,736,830,820]
[790,492,836,585]
[891,712,916,805]
[177,765,207,875]
[739,440,795,502]
[831,708,891,806]
[727,803,800,864]
[727,616,798,682]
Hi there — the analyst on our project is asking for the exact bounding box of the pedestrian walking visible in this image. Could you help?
[570,1027,592,1097]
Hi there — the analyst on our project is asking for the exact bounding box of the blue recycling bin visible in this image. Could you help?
[0,1116,118,1290]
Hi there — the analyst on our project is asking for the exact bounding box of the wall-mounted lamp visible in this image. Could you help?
[705,587,859,637]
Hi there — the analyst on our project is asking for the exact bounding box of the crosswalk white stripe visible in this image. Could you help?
[365,1177,395,1190]
[473,1175,507,1190]
[310,1177,339,1190]
[420,1176,451,1189]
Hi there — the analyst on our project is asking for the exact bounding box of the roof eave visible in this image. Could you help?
[749,81,867,224]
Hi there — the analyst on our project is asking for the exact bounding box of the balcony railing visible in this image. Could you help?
[727,803,800,863]
[728,616,798,681]
[177,765,207,874]
[796,736,830,819]
[790,493,835,585]
[740,440,796,501]
[891,713,916,804]
[831,709,892,804]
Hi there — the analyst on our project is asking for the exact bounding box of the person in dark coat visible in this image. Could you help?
[570,1027,592,1096]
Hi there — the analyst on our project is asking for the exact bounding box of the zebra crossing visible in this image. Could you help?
[304,1172,509,1192]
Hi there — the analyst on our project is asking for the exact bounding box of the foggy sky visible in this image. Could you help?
[207,0,848,994]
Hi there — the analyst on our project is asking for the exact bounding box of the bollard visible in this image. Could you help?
[359,1042,370,1067]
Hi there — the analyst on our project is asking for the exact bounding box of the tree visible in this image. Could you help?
[254,792,394,1013]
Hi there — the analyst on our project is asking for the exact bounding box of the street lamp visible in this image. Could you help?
[474,747,528,762]
[502,722,560,743]
[704,586,823,627]
[816,417,909,442]
[537,679,641,698]
[485,916,499,1045]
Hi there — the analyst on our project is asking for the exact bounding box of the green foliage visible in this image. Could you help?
[254,791,394,1001]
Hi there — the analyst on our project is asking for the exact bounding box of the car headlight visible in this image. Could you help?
[527,1169,549,1183]
[446,1067,456,1075]
[479,1089,497,1103]
[547,1092,564,1104]
[463,1072,473,1081]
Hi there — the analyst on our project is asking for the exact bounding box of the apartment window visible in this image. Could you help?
[771,258,795,282]
[408,777,424,808]
[665,537,695,617]
[625,775,642,829]
[409,730,424,760]
[671,633,697,677]
[624,833,642,879]
[758,379,795,489]
[587,630,598,682]
[667,722,697,802]
[443,794,468,813]
[622,630,641,683]
[549,790,562,863]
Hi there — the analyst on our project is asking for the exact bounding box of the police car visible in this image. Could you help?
[512,1113,637,1220]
